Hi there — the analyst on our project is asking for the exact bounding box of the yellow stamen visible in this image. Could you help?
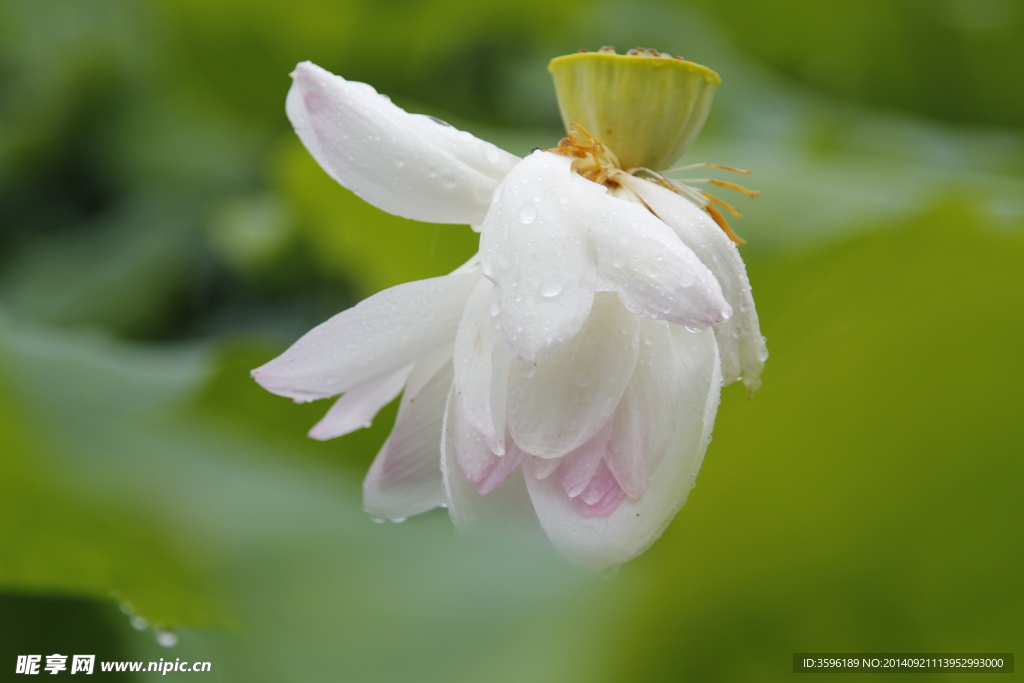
[703,192,743,218]
[708,179,760,197]
[704,203,747,244]
[548,123,622,186]
[548,127,754,246]
[665,162,751,174]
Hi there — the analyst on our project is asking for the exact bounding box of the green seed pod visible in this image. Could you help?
[548,49,720,172]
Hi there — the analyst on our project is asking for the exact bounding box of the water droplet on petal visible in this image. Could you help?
[391,517,407,524]
[519,203,537,225]
[440,168,457,189]
[540,276,564,298]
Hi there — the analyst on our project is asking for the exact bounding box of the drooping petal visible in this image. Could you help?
[623,174,767,391]
[252,272,478,402]
[507,293,638,459]
[479,153,597,362]
[480,151,730,362]
[584,180,730,331]
[441,390,536,532]
[287,62,519,225]
[308,366,411,440]
[524,324,722,571]
[452,277,509,455]
[362,360,453,520]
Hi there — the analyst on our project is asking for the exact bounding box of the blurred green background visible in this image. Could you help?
[1,0,1021,680]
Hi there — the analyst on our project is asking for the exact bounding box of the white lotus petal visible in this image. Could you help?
[479,152,597,362]
[623,174,767,391]
[507,293,638,459]
[521,444,563,480]
[308,366,411,440]
[488,341,511,456]
[441,390,535,532]
[287,62,519,225]
[524,325,722,571]
[452,277,508,455]
[252,272,478,402]
[604,318,677,499]
[403,341,454,400]
[589,188,730,331]
[362,360,453,520]
[480,152,729,361]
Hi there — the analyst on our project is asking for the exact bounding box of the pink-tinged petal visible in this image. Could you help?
[308,365,411,440]
[507,293,638,459]
[452,277,509,455]
[441,390,536,532]
[623,174,767,391]
[479,152,729,362]
[604,318,678,499]
[287,62,518,225]
[451,395,521,495]
[362,360,453,520]
[556,419,613,498]
[604,401,647,500]
[572,461,627,518]
[252,272,478,402]
[524,325,722,571]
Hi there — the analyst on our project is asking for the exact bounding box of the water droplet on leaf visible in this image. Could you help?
[155,630,178,648]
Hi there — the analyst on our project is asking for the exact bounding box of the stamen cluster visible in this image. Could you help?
[548,123,622,187]
[550,124,759,244]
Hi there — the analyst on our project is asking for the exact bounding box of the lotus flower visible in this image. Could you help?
[253,52,766,569]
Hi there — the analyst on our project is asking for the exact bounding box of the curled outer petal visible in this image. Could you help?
[308,366,411,440]
[287,61,519,225]
[251,272,479,402]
